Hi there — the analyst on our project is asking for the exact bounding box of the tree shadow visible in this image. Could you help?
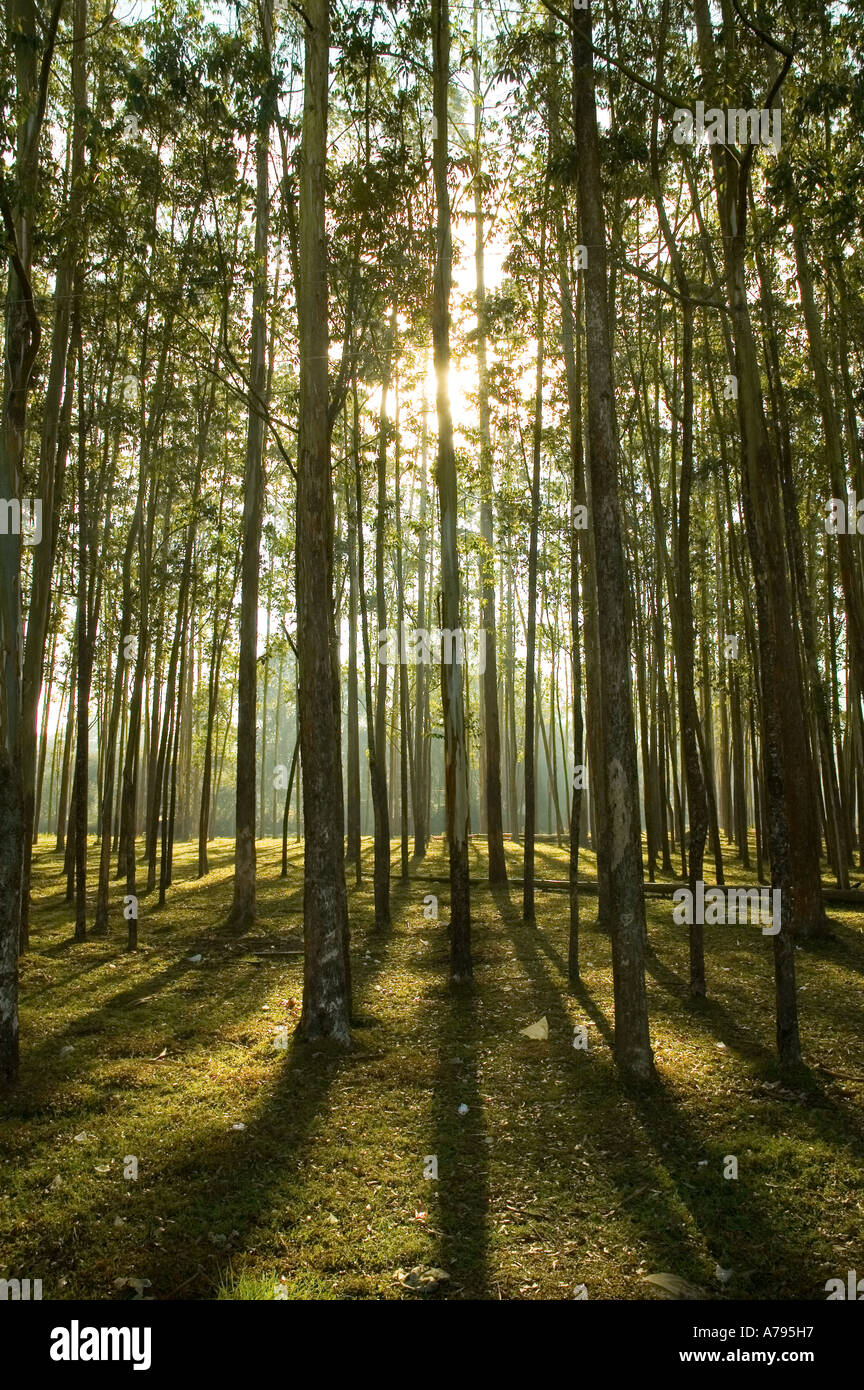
[490,883,829,1298]
[428,972,489,1298]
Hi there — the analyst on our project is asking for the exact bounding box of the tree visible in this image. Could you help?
[227,0,273,933]
[432,0,471,982]
[296,0,352,1044]
[472,0,507,885]
[569,0,654,1082]
[0,0,64,1085]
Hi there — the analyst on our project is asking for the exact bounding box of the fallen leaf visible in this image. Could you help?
[643,1272,707,1300]
[398,1265,450,1292]
[115,1277,152,1299]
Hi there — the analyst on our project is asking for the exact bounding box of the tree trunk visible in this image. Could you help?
[413,400,430,858]
[227,27,271,933]
[372,309,395,926]
[345,464,362,878]
[570,0,654,1081]
[296,0,352,1043]
[0,0,63,1082]
[432,0,471,980]
[559,218,585,981]
[473,0,507,884]
[523,199,547,924]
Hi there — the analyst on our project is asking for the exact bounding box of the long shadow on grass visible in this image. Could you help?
[812,913,864,979]
[491,885,822,1298]
[97,890,399,1299]
[642,936,776,1071]
[16,946,273,1088]
[643,916,864,1235]
[5,887,394,1299]
[7,864,307,1127]
[428,966,489,1298]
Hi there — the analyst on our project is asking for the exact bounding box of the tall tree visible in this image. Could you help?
[0,0,64,1084]
[432,0,471,981]
[227,0,273,932]
[691,0,811,1066]
[296,0,352,1043]
[20,0,88,951]
[473,0,507,884]
[568,0,654,1082]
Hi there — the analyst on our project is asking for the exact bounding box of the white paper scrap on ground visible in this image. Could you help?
[519,1016,549,1040]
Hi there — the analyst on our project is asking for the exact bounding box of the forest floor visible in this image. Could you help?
[2,836,863,1300]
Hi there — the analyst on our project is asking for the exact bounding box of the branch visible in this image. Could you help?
[539,0,693,113]
[287,0,311,28]
[55,1,116,45]
[280,618,299,658]
[35,0,67,149]
[616,255,729,312]
[730,0,795,63]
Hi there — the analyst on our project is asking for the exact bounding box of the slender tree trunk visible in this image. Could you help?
[296,0,352,1043]
[570,0,654,1081]
[353,384,388,914]
[523,201,547,923]
[56,638,77,853]
[345,466,362,877]
[432,0,471,979]
[0,0,64,1079]
[413,400,429,859]
[228,28,271,932]
[394,418,409,881]
[372,309,396,926]
[19,0,88,954]
[73,314,91,943]
[473,0,506,884]
[693,0,816,1068]
[559,220,585,980]
[281,735,299,877]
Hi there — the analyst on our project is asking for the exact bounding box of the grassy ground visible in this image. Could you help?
[1,834,863,1300]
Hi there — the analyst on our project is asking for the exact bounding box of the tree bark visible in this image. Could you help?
[432,0,471,981]
[296,0,352,1043]
[570,0,654,1081]
[228,18,272,932]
